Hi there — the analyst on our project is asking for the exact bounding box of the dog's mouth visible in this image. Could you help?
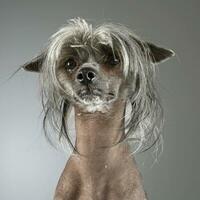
[78,88,101,99]
[76,87,115,103]
[74,87,116,112]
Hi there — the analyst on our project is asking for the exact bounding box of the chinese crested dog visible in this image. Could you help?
[22,17,174,200]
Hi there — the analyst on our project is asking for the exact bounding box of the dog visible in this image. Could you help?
[22,17,174,200]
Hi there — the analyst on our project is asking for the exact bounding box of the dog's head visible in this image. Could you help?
[22,18,174,153]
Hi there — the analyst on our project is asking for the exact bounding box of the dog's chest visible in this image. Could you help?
[78,181,133,200]
[76,169,145,200]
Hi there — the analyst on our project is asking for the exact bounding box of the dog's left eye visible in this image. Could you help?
[65,57,77,71]
[105,54,120,66]
[106,56,120,66]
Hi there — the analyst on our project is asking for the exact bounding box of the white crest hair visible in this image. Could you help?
[37,17,164,157]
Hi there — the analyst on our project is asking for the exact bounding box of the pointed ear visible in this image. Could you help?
[146,42,175,64]
[22,52,46,72]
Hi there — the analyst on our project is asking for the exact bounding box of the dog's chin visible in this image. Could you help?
[74,89,116,113]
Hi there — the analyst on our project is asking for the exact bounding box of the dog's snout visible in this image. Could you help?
[76,67,97,84]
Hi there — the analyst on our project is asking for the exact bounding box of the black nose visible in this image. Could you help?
[76,67,97,84]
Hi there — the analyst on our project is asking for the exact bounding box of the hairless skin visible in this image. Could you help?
[54,100,147,200]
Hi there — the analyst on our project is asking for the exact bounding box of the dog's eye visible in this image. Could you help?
[65,58,77,70]
[106,57,120,66]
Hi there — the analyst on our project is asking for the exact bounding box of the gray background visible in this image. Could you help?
[0,0,199,199]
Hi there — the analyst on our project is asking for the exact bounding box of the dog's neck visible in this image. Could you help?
[73,100,130,159]
[54,100,146,199]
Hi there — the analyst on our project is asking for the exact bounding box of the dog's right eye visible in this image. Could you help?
[65,58,77,71]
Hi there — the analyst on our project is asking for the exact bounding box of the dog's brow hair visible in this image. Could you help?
[70,44,85,47]
[40,17,164,158]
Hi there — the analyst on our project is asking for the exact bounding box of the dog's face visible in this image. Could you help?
[55,41,127,112]
[22,18,174,113]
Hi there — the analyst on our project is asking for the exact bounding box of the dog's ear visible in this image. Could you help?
[22,52,46,73]
[134,37,175,64]
[145,42,175,64]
